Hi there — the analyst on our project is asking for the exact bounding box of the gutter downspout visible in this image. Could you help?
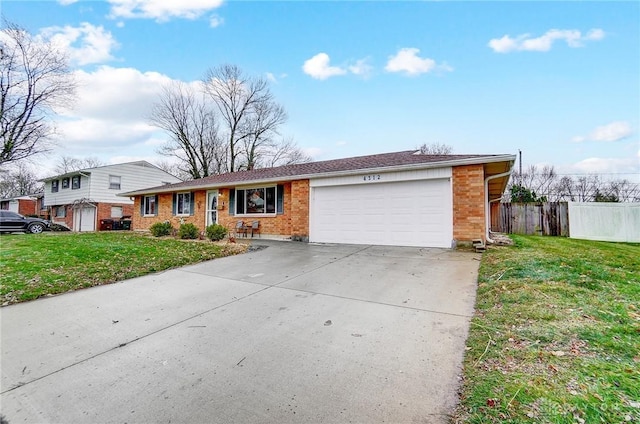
[485,169,514,244]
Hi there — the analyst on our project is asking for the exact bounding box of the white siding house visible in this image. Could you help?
[42,161,180,231]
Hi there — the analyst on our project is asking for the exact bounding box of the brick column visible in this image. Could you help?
[290,180,310,240]
[452,164,486,243]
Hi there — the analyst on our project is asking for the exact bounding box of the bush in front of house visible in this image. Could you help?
[205,224,227,241]
[150,221,173,237]
[178,223,199,239]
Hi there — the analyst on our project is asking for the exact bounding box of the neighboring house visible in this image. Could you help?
[0,193,45,217]
[122,150,515,248]
[41,161,181,232]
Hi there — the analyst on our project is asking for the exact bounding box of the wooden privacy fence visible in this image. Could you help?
[491,202,569,236]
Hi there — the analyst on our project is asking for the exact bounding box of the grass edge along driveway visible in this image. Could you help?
[453,235,639,424]
[0,232,246,305]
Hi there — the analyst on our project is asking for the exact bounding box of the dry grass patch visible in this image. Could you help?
[454,235,640,424]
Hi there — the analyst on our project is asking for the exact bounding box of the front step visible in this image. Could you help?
[472,239,486,253]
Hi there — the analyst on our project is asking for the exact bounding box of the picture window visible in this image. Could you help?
[235,186,276,215]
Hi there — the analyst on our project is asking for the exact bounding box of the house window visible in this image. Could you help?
[111,206,123,218]
[109,175,121,190]
[234,186,276,215]
[175,192,191,215]
[55,206,66,218]
[72,175,81,190]
[61,178,70,189]
[143,195,156,216]
[51,180,59,193]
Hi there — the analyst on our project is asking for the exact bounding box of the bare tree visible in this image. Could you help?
[150,82,223,179]
[261,137,312,168]
[203,64,282,172]
[554,176,575,201]
[54,156,105,174]
[241,99,287,170]
[152,159,189,181]
[0,19,75,166]
[0,162,43,197]
[152,65,302,176]
[418,142,453,155]
[507,166,639,202]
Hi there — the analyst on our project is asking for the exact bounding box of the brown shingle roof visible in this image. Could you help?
[121,150,513,196]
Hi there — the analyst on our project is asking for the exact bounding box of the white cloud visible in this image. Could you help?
[488,28,605,53]
[107,0,224,22]
[58,0,79,5]
[385,48,451,76]
[39,23,119,66]
[573,121,634,143]
[209,14,224,28]
[570,157,640,177]
[302,53,347,80]
[65,66,172,120]
[348,58,373,78]
[586,28,605,41]
[590,121,633,142]
[265,72,287,83]
[50,66,179,157]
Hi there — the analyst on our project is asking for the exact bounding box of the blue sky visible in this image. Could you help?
[3,0,639,181]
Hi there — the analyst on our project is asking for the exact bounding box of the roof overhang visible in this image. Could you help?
[484,159,516,201]
[40,171,92,182]
[119,154,517,197]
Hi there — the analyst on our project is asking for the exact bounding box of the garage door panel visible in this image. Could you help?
[310,179,452,248]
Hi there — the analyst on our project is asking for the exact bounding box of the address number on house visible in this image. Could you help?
[363,174,381,181]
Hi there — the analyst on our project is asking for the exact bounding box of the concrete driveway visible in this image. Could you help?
[1,241,480,423]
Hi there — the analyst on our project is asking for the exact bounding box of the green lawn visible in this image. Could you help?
[0,232,245,305]
[454,235,640,423]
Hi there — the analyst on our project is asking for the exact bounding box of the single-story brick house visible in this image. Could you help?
[121,150,515,248]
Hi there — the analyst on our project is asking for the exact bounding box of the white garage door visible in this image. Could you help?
[310,179,452,248]
[73,206,96,232]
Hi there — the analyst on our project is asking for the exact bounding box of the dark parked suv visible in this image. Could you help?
[0,210,51,234]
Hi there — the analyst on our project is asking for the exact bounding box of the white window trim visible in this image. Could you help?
[109,175,122,190]
[143,195,156,216]
[234,186,277,217]
[71,175,81,190]
[175,192,191,216]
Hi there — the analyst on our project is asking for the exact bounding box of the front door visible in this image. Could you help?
[206,190,218,226]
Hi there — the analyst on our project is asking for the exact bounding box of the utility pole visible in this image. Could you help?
[518,150,522,184]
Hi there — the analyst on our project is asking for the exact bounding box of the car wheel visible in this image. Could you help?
[28,223,45,234]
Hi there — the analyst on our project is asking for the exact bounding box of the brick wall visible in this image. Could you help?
[51,205,73,229]
[133,181,311,239]
[49,202,133,231]
[96,203,134,230]
[452,164,486,243]
[290,180,310,240]
[17,199,38,216]
[217,185,295,236]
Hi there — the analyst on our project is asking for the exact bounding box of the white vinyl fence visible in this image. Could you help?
[568,202,640,243]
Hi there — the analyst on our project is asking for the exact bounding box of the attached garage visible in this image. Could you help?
[309,169,453,248]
